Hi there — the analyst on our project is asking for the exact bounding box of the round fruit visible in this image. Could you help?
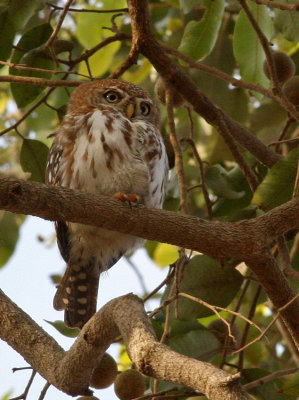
[263,52,295,84]
[154,77,185,108]
[208,319,242,353]
[283,75,299,106]
[114,369,146,400]
[89,353,118,389]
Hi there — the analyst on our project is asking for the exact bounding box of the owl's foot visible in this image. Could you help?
[113,192,141,208]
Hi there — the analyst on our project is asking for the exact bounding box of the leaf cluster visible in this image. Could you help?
[0,0,298,399]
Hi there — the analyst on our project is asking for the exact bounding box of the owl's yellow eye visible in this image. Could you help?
[104,91,120,103]
[140,102,151,116]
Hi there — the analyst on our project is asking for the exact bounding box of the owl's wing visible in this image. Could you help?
[46,138,70,263]
[136,123,169,209]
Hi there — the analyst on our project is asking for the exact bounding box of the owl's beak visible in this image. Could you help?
[126,103,135,119]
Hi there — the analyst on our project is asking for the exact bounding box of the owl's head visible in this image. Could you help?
[68,79,160,126]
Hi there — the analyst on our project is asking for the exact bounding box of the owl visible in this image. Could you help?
[46,79,168,328]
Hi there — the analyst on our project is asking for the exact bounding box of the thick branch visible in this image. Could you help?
[0,291,250,399]
[0,178,298,258]
[127,0,281,168]
[0,177,299,348]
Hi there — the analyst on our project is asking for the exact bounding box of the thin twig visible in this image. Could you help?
[275,315,299,366]
[292,159,299,198]
[165,89,189,213]
[274,118,295,152]
[164,46,276,100]
[45,0,75,48]
[148,295,178,318]
[38,382,51,400]
[290,233,299,260]
[238,0,279,89]
[181,138,213,219]
[165,40,299,123]
[269,137,299,147]
[249,0,299,10]
[178,292,263,334]
[70,32,131,65]
[143,268,175,303]
[237,0,299,123]
[238,285,262,370]
[277,236,299,282]
[46,2,129,13]
[0,60,89,79]
[10,370,36,400]
[126,257,148,294]
[236,293,299,356]
[133,387,180,400]
[109,45,139,79]
[0,68,73,137]
[0,75,81,87]
[243,367,299,390]
[215,109,259,192]
[220,277,252,368]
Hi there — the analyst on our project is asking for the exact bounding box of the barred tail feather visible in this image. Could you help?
[53,263,99,329]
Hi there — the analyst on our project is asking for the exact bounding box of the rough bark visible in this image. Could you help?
[0,177,299,349]
[0,291,251,399]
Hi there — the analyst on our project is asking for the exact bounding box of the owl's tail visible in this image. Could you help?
[53,263,99,329]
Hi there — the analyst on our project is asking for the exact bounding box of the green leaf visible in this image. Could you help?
[153,243,179,267]
[20,139,49,182]
[10,23,53,65]
[145,240,159,259]
[178,0,224,60]
[78,43,121,78]
[76,1,125,77]
[274,0,299,42]
[122,58,152,84]
[9,23,54,107]
[8,0,37,31]
[233,3,273,88]
[212,165,253,217]
[179,0,202,14]
[205,165,246,199]
[163,196,180,211]
[44,320,80,338]
[0,212,22,268]
[162,255,243,320]
[1,390,14,400]
[167,321,220,361]
[252,147,299,209]
[11,48,54,108]
[242,368,295,399]
[0,9,15,66]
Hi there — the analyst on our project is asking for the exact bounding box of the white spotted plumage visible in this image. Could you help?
[46,79,168,328]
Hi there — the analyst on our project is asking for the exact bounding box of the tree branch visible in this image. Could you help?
[127,0,282,168]
[0,177,299,348]
[1,178,299,258]
[0,75,81,87]
[0,290,251,399]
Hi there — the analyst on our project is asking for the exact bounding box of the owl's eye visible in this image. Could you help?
[104,91,120,103]
[140,102,151,116]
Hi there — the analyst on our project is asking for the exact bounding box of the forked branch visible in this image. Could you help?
[0,290,250,399]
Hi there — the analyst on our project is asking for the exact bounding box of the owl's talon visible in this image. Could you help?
[127,193,140,204]
[113,192,128,202]
[113,192,140,208]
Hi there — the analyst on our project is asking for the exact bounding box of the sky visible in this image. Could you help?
[0,216,167,400]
